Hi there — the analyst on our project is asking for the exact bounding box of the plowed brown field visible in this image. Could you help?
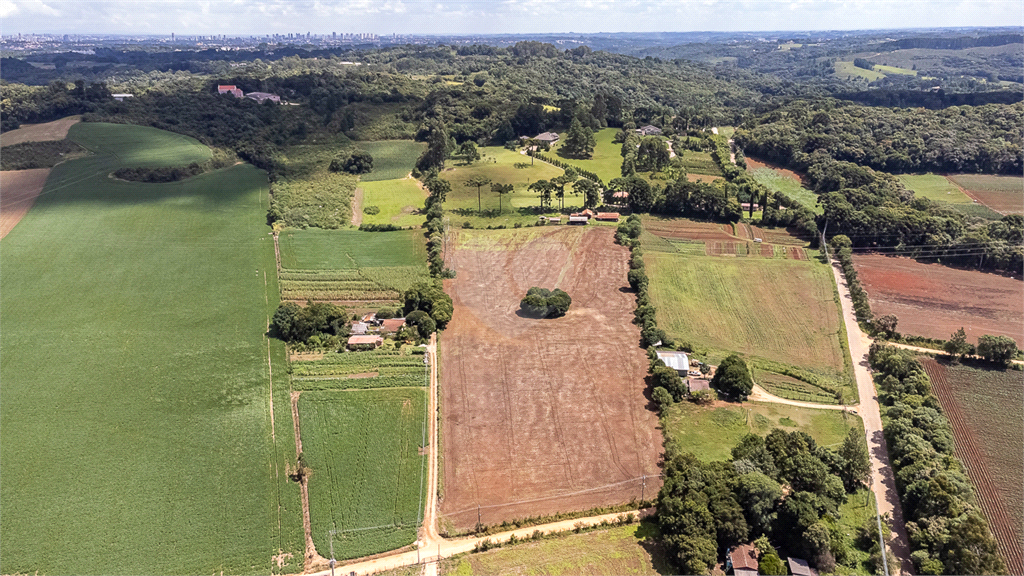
[946,174,1023,215]
[0,168,50,238]
[853,254,1023,347]
[919,358,1023,575]
[1,116,80,147]
[440,226,662,531]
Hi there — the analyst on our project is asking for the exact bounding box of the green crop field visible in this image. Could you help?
[646,251,852,400]
[359,178,427,227]
[441,521,672,575]
[678,150,723,176]
[443,146,566,215]
[300,387,427,561]
[897,174,973,203]
[662,401,863,462]
[358,140,427,182]
[749,167,823,214]
[550,127,626,184]
[0,122,303,575]
[279,229,427,269]
[291,349,428,391]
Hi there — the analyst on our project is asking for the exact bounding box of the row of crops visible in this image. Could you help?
[291,350,428,391]
[279,266,428,302]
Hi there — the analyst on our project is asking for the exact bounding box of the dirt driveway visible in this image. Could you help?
[440,226,663,530]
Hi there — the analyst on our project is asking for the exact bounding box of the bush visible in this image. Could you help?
[359,223,403,232]
[362,205,381,215]
[330,149,373,174]
[711,355,753,400]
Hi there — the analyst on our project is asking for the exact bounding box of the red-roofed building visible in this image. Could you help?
[727,544,760,576]
[595,212,620,221]
[218,85,243,98]
[347,335,383,350]
[380,318,407,333]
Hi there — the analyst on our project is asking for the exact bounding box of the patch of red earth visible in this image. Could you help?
[745,156,807,186]
[853,253,1024,348]
[751,225,810,246]
[0,168,50,239]
[787,247,807,261]
[759,243,774,257]
[440,227,662,530]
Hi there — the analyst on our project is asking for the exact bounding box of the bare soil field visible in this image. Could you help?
[1,116,80,147]
[440,226,662,531]
[918,358,1023,575]
[946,174,1023,215]
[751,224,810,246]
[644,217,808,260]
[685,173,723,184]
[642,216,734,241]
[0,168,50,238]
[853,254,1023,347]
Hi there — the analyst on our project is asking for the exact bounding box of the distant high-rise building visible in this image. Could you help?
[171,32,175,41]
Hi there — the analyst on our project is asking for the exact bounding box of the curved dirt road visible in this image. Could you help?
[748,384,851,411]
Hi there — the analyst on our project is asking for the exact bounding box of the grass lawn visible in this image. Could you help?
[549,127,625,184]
[749,167,823,214]
[441,521,673,576]
[300,388,427,561]
[646,252,848,378]
[897,174,973,203]
[874,63,918,76]
[359,177,427,227]
[358,140,427,182]
[279,228,427,269]
[662,401,863,462]
[717,126,736,139]
[0,122,302,575]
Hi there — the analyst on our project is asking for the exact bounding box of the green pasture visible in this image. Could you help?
[359,178,427,227]
[358,140,427,182]
[874,63,918,76]
[549,127,626,184]
[279,228,427,269]
[749,167,823,214]
[897,174,972,203]
[834,61,885,81]
[0,122,302,575]
[300,388,427,561]
[442,146,566,214]
[662,401,863,462]
[717,126,736,138]
[645,252,849,384]
[441,521,671,575]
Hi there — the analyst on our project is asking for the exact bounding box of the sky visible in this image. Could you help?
[1,0,1021,36]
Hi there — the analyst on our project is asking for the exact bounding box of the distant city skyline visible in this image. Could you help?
[1,0,1021,36]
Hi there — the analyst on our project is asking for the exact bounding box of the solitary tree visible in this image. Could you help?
[529,179,554,209]
[491,182,514,213]
[458,141,480,163]
[551,169,578,210]
[425,176,451,204]
[574,178,601,209]
[944,327,972,362]
[464,176,492,212]
[711,355,753,400]
[873,314,899,338]
[838,428,870,491]
[976,335,1018,366]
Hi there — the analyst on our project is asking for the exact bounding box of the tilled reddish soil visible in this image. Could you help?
[853,254,1023,347]
[919,358,1024,575]
[0,168,50,239]
[440,227,662,531]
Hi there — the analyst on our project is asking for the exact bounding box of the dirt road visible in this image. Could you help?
[882,341,1023,366]
[748,384,850,411]
[830,258,915,574]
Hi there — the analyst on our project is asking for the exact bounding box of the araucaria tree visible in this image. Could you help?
[464,176,491,212]
[529,179,554,209]
[491,182,514,213]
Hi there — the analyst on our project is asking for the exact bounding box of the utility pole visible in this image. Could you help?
[870,477,890,576]
[641,475,646,502]
[328,529,338,576]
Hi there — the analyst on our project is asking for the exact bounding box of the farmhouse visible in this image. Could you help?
[217,85,243,98]
[347,335,383,350]
[568,215,589,225]
[350,321,369,335]
[610,191,629,201]
[533,132,560,144]
[656,351,689,376]
[581,209,597,218]
[361,313,379,324]
[245,91,281,103]
[111,93,134,101]
[595,212,620,222]
[379,318,406,333]
[740,202,761,211]
[788,557,819,576]
[636,125,663,136]
[727,543,760,576]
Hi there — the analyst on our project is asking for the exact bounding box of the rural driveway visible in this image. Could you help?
[830,258,915,574]
[748,384,850,411]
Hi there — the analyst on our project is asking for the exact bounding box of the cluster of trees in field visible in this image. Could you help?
[112,147,237,183]
[0,79,112,130]
[656,428,874,575]
[272,301,350,347]
[943,329,1021,366]
[0,139,85,170]
[868,344,1005,575]
[401,281,453,334]
[735,99,1023,175]
[518,287,572,318]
